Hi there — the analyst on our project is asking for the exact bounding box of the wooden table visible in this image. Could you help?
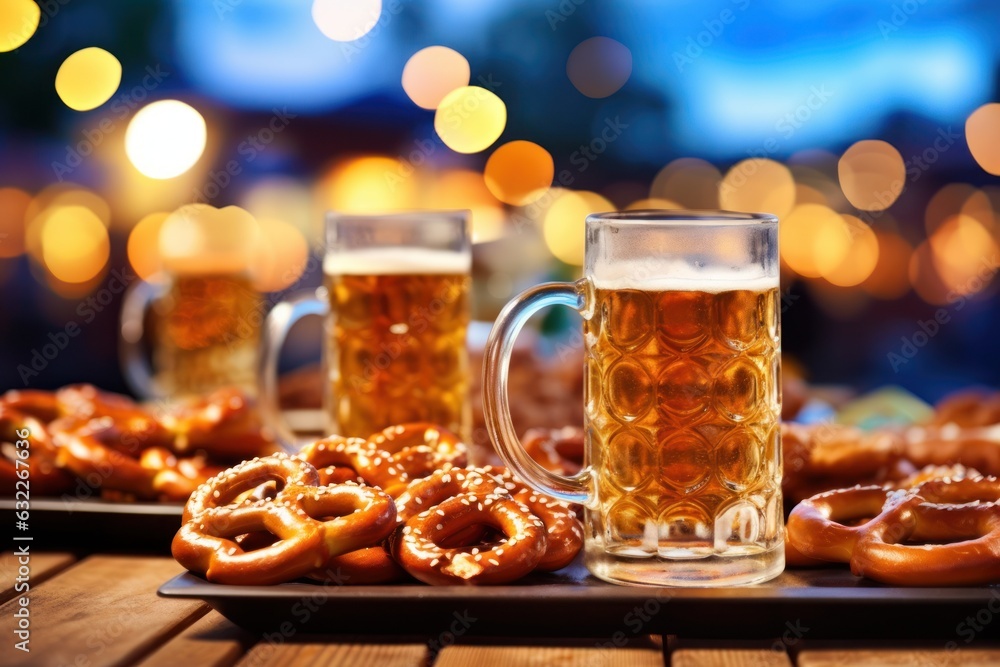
[2,552,999,666]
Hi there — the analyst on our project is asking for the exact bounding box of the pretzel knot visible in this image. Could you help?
[390,466,583,585]
[172,454,397,585]
[299,423,467,498]
[787,475,1000,585]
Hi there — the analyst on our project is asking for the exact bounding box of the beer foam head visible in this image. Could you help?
[159,204,259,275]
[323,247,470,276]
[587,214,779,292]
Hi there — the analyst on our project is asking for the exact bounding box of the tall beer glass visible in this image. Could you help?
[484,210,782,586]
[259,211,471,445]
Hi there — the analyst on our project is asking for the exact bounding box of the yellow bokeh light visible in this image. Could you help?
[650,158,721,209]
[966,103,1000,176]
[312,0,381,42]
[838,140,905,211]
[55,47,122,112]
[794,183,828,207]
[0,188,31,258]
[242,177,317,240]
[625,197,680,211]
[402,46,470,110]
[423,169,506,244]
[125,100,207,179]
[484,140,554,206]
[720,158,796,219]
[24,185,110,264]
[0,0,40,52]
[566,37,632,99]
[929,214,998,296]
[543,190,613,265]
[434,86,507,154]
[821,215,879,287]
[862,232,912,300]
[317,156,419,214]
[252,218,309,292]
[159,204,260,275]
[127,212,169,280]
[779,204,842,278]
[909,240,952,306]
[924,183,991,236]
[40,206,110,283]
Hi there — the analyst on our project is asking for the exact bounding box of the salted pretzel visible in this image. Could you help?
[901,425,1000,477]
[173,454,396,585]
[786,473,1000,585]
[391,466,583,584]
[482,466,584,571]
[522,427,584,476]
[160,387,276,461]
[0,405,74,496]
[929,389,1000,428]
[852,477,1000,586]
[300,424,467,497]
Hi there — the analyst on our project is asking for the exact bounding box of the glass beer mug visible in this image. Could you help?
[484,210,782,586]
[259,211,472,445]
[120,205,262,399]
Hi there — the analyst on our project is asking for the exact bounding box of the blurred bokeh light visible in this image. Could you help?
[402,46,470,110]
[720,159,796,219]
[55,47,122,112]
[484,141,554,206]
[125,100,207,179]
[966,103,1000,176]
[566,37,632,99]
[434,86,507,154]
[0,188,31,258]
[312,0,382,42]
[127,212,169,281]
[543,190,613,266]
[649,158,721,209]
[837,140,905,211]
[39,206,110,284]
[0,0,39,52]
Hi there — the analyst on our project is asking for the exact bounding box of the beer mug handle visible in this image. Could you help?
[483,280,592,505]
[119,278,168,399]
[259,290,328,449]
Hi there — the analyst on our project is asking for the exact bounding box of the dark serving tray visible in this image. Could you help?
[1,497,182,552]
[159,560,1000,640]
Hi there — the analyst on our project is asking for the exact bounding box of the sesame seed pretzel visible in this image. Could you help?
[390,466,584,584]
[172,454,397,585]
[299,423,468,498]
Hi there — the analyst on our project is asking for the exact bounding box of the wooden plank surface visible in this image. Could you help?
[434,645,665,666]
[671,649,792,666]
[237,642,428,667]
[798,649,1000,667]
[0,555,207,667]
[0,551,76,605]
[138,611,254,667]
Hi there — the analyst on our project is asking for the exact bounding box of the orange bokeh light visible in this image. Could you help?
[0,188,31,258]
[484,140,554,206]
[720,158,796,219]
[127,212,169,280]
[838,140,905,211]
[966,103,1000,176]
[649,158,721,209]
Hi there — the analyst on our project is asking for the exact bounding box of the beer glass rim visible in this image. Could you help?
[325,209,470,225]
[587,209,777,227]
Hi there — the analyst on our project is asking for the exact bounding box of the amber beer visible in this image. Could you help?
[153,273,261,397]
[585,281,781,559]
[323,249,470,440]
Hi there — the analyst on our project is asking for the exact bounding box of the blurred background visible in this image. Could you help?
[1,0,999,402]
